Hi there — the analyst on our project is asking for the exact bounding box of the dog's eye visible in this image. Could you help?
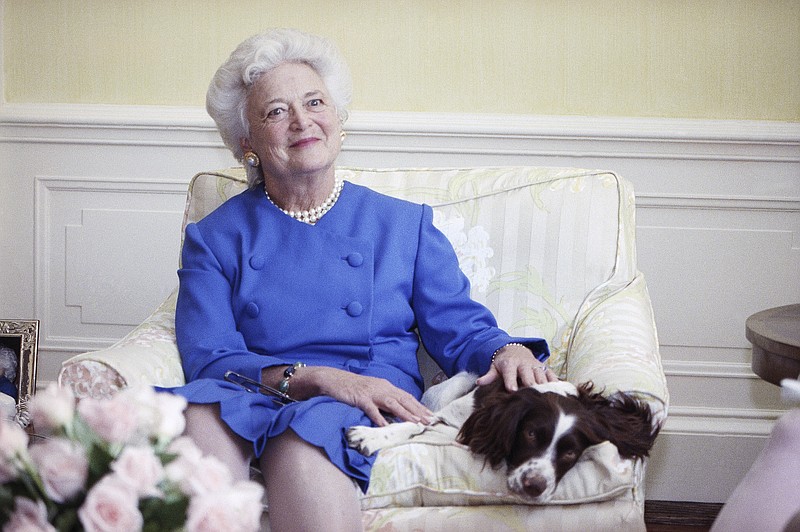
[525,428,537,443]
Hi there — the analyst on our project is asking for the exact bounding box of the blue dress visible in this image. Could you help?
[166,182,548,491]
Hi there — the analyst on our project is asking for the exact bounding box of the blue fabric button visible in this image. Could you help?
[346,253,364,267]
[249,256,266,270]
[345,301,363,317]
[245,302,260,318]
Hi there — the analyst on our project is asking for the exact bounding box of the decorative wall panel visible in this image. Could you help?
[35,177,187,350]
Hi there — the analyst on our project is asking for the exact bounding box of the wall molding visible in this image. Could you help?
[663,359,757,379]
[665,405,783,437]
[637,194,800,213]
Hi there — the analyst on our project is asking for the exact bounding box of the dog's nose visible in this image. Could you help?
[522,474,548,497]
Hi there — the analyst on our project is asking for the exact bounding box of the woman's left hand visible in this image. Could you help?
[475,343,558,391]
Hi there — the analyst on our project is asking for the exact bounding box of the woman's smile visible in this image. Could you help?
[290,136,320,149]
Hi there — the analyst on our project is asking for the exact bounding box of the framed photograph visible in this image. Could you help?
[0,319,39,425]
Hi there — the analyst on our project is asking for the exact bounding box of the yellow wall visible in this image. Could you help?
[3,0,799,121]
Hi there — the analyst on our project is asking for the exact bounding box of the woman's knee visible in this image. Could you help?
[261,431,323,473]
[184,403,226,439]
[183,402,252,480]
[260,430,353,487]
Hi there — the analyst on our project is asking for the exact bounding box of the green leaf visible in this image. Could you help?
[0,485,15,518]
[86,443,115,484]
[53,507,79,532]
[158,451,180,466]
[140,494,189,532]
[67,417,101,450]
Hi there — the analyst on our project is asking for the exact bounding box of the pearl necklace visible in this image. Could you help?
[264,179,344,225]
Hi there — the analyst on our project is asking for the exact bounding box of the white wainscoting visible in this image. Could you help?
[1,103,798,503]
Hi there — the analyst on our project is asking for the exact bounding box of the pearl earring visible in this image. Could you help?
[243,151,260,167]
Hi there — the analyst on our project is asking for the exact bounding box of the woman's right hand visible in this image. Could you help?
[274,365,434,427]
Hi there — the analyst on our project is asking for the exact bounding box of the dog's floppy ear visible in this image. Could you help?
[457,381,530,468]
[575,382,658,459]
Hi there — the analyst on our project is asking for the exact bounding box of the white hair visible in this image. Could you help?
[206,28,353,188]
[0,346,17,381]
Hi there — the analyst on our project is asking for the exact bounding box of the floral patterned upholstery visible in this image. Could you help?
[59,166,668,531]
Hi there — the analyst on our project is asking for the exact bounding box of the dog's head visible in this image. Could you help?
[457,380,657,502]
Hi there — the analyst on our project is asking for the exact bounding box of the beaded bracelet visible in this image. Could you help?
[490,342,526,364]
[277,362,306,397]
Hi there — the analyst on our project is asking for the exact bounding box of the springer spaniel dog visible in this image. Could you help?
[347,372,658,502]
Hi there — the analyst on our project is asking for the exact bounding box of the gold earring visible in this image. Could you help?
[340,130,347,141]
[243,151,260,167]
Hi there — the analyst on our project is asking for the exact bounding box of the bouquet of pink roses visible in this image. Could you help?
[0,385,264,532]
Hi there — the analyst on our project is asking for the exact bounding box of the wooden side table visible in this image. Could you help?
[746,304,800,386]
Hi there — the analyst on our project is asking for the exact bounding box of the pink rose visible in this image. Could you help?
[0,419,29,457]
[167,453,233,497]
[123,387,187,443]
[186,481,264,532]
[4,497,56,532]
[28,438,88,503]
[0,420,29,482]
[163,439,201,490]
[185,492,228,532]
[77,395,140,445]
[166,436,204,462]
[78,476,143,532]
[110,445,164,497]
[28,383,75,434]
[151,392,187,442]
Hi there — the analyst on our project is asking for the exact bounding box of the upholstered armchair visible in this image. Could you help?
[60,166,669,531]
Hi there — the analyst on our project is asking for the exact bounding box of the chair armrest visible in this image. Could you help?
[566,273,669,426]
[59,290,185,398]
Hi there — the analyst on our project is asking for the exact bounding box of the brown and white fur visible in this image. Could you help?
[347,372,658,502]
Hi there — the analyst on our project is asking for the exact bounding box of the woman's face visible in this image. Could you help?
[243,62,342,183]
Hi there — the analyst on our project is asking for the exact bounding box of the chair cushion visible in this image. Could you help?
[361,500,646,531]
[360,423,639,509]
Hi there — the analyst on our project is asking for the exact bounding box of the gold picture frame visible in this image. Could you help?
[0,319,39,425]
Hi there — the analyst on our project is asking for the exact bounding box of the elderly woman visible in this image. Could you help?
[170,28,554,531]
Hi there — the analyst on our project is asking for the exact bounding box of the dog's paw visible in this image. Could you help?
[347,422,427,455]
[347,426,375,456]
[347,426,389,456]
